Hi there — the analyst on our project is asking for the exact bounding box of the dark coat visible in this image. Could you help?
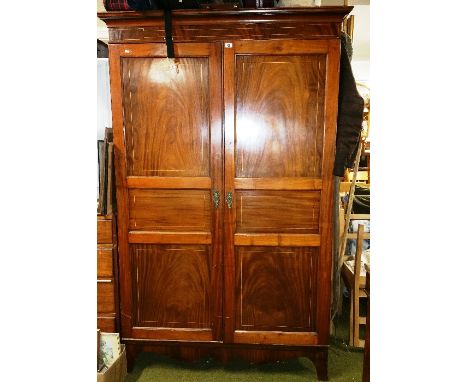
[333,33,364,177]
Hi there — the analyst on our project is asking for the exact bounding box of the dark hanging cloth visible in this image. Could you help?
[97,40,108,58]
[333,33,364,177]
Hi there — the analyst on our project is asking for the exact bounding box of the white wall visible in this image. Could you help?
[97,58,112,139]
[349,5,370,83]
[97,0,109,42]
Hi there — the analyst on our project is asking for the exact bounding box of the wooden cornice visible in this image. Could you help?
[98,7,353,43]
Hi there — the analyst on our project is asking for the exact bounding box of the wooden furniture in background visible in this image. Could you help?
[341,222,369,348]
[362,264,370,382]
[345,168,369,184]
[99,7,352,381]
[97,213,120,332]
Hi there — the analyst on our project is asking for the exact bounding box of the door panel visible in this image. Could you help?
[129,189,212,231]
[235,190,321,233]
[110,42,223,342]
[235,55,325,178]
[235,246,318,331]
[122,57,210,177]
[133,244,212,328]
[224,40,340,345]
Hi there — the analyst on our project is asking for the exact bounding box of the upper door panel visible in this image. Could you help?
[121,57,210,177]
[235,54,326,179]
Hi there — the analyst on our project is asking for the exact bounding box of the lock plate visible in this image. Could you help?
[226,192,233,209]
[213,190,220,209]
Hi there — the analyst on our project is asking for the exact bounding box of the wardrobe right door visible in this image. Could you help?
[223,39,341,346]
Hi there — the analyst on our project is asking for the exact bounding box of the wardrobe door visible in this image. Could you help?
[109,43,223,341]
[223,40,340,345]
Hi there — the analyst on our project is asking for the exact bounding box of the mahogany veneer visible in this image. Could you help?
[99,7,351,381]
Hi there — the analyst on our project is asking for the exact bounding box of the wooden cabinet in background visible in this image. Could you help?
[97,214,120,332]
[99,6,352,381]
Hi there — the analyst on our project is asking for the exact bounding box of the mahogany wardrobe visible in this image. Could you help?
[99,6,352,381]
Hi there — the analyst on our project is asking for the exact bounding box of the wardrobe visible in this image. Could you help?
[99,6,351,381]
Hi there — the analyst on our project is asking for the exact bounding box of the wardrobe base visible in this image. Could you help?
[123,340,329,381]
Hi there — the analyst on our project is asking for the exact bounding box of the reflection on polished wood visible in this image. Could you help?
[235,246,318,331]
[234,233,320,247]
[234,177,322,190]
[236,191,320,233]
[133,244,212,328]
[129,189,211,231]
[235,55,326,178]
[122,57,210,177]
[127,176,211,189]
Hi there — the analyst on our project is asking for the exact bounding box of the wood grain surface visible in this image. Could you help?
[109,43,133,337]
[235,54,326,178]
[97,218,112,244]
[233,330,318,346]
[100,9,351,379]
[234,233,320,247]
[128,231,212,245]
[131,328,213,342]
[129,189,211,231]
[234,177,322,190]
[235,246,318,331]
[97,315,116,333]
[122,57,210,177]
[110,43,223,341]
[126,176,211,189]
[97,279,116,313]
[97,245,114,277]
[315,39,341,346]
[99,7,352,44]
[108,23,340,44]
[223,40,333,348]
[133,244,212,329]
[235,190,321,233]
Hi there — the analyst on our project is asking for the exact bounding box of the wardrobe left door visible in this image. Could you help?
[109,43,224,342]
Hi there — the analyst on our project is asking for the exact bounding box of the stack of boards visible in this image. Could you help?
[97,127,114,216]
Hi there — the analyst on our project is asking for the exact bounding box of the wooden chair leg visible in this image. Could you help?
[349,289,354,346]
[353,293,361,347]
